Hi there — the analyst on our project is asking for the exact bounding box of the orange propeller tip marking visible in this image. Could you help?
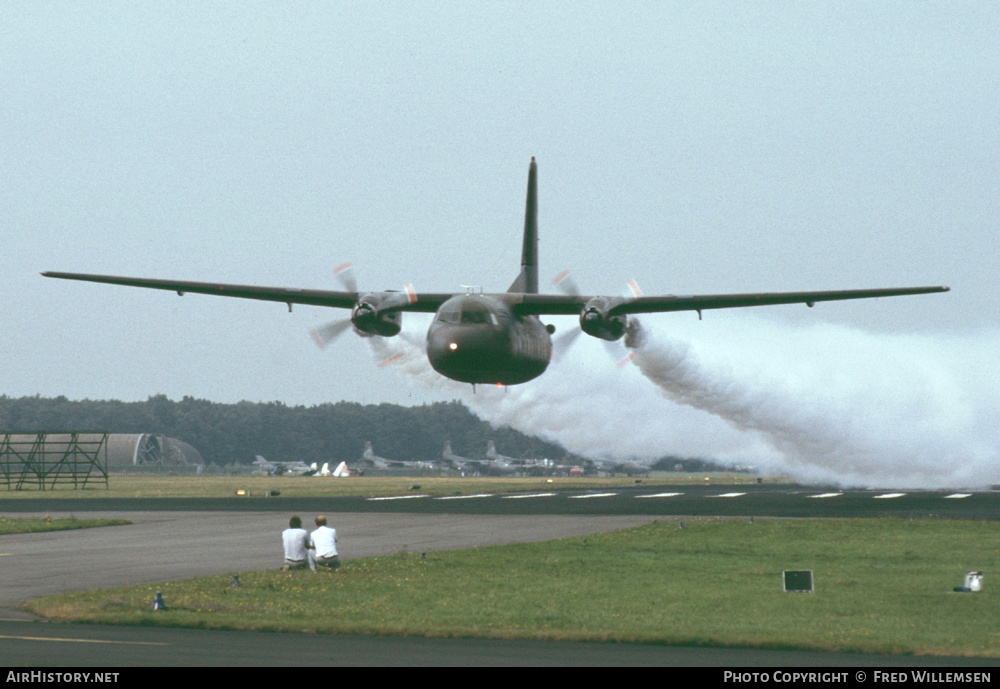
[627,279,642,298]
[334,262,353,275]
[309,330,326,349]
[405,283,417,304]
[378,354,403,367]
[616,352,636,367]
[553,269,570,284]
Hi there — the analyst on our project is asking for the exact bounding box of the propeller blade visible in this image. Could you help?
[606,316,645,367]
[334,262,358,293]
[550,270,583,362]
[552,269,581,297]
[310,318,352,348]
[550,326,583,363]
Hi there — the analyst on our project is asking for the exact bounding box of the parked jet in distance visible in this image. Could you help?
[361,441,436,472]
[43,159,949,388]
[252,455,316,477]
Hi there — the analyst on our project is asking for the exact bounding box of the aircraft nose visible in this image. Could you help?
[426,325,509,383]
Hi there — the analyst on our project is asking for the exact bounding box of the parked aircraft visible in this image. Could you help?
[315,461,352,477]
[440,441,526,475]
[483,441,522,475]
[252,455,316,476]
[43,159,948,388]
[360,441,436,472]
[588,457,652,477]
[441,441,477,473]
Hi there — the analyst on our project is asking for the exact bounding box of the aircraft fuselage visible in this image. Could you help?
[426,294,551,385]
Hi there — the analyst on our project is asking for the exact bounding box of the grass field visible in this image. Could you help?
[22,518,1000,657]
[0,473,764,500]
[0,516,131,534]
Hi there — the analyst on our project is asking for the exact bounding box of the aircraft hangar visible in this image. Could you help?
[104,433,204,468]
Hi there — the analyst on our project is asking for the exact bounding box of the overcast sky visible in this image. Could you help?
[3,3,997,484]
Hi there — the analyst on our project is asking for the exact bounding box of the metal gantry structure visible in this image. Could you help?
[0,432,109,490]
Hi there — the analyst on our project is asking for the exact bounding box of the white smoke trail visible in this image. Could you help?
[626,317,1000,488]
[369,314,1000,489]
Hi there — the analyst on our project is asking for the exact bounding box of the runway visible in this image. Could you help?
[6,482,1000,519]
[2,483,997,666]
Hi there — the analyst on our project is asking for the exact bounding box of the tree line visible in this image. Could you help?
[0,395,579,468]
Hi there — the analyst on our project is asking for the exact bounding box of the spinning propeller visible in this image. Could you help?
[310,262,416,348]
[550,270,643,366]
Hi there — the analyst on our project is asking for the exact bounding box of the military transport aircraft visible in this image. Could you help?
[43,159,949,387]
[485,441,520,473]
[360,441,436,472]
[440,441,476,473]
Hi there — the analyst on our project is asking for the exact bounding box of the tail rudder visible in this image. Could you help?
[507,158,539,294]
[363,442,373,458]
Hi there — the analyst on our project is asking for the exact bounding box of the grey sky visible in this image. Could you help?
[2,4,997,483]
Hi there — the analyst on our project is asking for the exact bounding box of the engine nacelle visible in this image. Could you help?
[579,296,628,341]
[352,293,404,337]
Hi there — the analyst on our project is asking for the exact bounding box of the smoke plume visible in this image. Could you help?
[370,313,1000,489]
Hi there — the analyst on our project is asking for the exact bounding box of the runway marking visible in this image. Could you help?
[502,492,557,499]
[944,493,973,499]
[366,495,429,501]
[434,493,494,500]
[0,634,167,646]
[708,492,746,498]
[873,493,906,499]
[568,493,618,499]
[636,492,684,498]
[808,493,844,499]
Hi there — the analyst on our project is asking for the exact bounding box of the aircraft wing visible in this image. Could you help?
[43,272,948,316]
[510,285,949,316]
[41,272,453,312]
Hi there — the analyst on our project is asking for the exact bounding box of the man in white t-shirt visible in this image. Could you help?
[308,515,340,571]
[281,516,310,570]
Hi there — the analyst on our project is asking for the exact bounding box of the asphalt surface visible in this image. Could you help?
[2,483,998,667]
[6,482,1000,519]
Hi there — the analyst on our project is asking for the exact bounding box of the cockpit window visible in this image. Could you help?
[461,309,492,324]
[438,304,499,326]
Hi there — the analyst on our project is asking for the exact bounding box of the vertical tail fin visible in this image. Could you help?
[507,158,539,294]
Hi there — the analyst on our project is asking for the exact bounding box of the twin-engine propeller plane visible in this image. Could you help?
[43,158,949,388]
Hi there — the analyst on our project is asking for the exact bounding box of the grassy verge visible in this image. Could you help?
[23,518,1000,657]
[0,516,132,534]
[0,474,766,500]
